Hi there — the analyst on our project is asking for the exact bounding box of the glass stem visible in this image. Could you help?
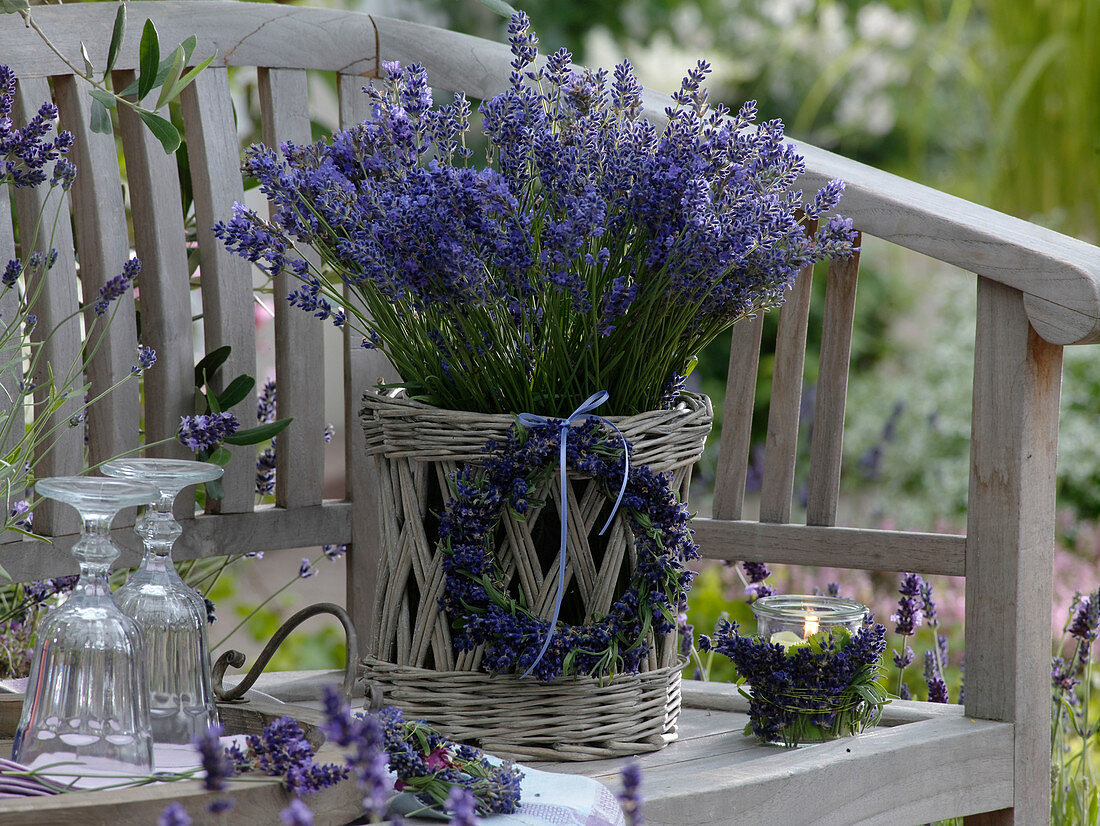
[74,513,117,597]
[138,492,182,562]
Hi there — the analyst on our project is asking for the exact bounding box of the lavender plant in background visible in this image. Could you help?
[890,572,924,700]
[1052,588,1100,821]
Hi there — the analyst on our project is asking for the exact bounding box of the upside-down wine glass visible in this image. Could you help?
[102,458,224,745]
[13,476,159,782]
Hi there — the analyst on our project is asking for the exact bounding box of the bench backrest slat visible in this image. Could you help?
[805,242,861,526]
[758,237,817,525]
[180,68,257,514]
[115,72,193,460]
[258,67,327,510]
[55,76,141,468]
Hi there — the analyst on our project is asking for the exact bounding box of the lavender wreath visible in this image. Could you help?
[436,418,698,682]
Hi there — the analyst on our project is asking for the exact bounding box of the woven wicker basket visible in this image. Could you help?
[358,388,712,760]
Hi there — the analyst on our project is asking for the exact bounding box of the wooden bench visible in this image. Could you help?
[4,4,1099,823]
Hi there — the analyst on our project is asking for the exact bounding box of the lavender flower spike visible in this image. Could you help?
[619,762,644,826]
[447,786,479,826]
[158,802,193,826]
[280,798,314,826]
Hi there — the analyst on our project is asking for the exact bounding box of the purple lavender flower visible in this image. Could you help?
[8,499,32,532]
[256,446,276,495]
[212,17,854,417]
[298,558,316,578]
[280,799,314,826]
[177,411,240,454]
[619,762,643,826]
[891,573,924,636]
[893,645,914,670]
[2,259,19,288]
[323,543,347,561]
[447,786,479,826]
[924,650,949,703]
[742,560,774,602]
[158,802,192,826]
[132,345,157,375]
[93,257,141,315]
[204,596,217,625]
[1,66,76,189]
[257,378,277,423]
[193,724,233,792]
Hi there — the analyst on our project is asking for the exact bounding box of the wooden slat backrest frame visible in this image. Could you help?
[758,222,816,524]
[12,77,83,537]
[114,70,193,461]
[806,245,861,526]
[54,76,141,469]
[179,68,257,514]
[257,68,325,512]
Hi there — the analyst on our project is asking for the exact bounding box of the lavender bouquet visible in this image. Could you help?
[700,618,888,747]
[216,13,855,417]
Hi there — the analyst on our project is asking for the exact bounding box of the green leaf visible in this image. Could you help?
[80,42,95,78]
[155,44,186,110]
[178,34,197,65]
[474,0,517,17]
[169,52,216,100]
[204,478,225,501]
[137,109,180,154]
[105,3,126,74]
[215,375,255,411]
[137,18,161,101]
[88,89,118,110]
[89,99,113,135]
[195,345,232,388]
[208,446,232,467]
[1,0,30,14]
[223,418,293,446]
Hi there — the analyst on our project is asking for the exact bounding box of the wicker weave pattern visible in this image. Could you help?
[363,655,685,762]
[358,388,712,758]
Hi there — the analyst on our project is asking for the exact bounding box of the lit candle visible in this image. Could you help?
[803,613,819,639]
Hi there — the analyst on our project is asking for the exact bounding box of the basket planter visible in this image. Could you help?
[359,387,712,760]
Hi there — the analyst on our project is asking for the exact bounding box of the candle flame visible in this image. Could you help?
[803,614,819,639]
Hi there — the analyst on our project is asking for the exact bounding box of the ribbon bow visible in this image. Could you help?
[516,391,630,679]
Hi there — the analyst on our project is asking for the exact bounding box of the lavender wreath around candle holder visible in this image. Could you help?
[358,387,711,761]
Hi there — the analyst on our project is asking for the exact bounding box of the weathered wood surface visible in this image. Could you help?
[54,76,141,469]
[806,245,861,526]
[114,69,193,460]
[711,314,764,521]
[0,503,353,582]
[0,2,377,77]
[759,225,816,524]
[180,67,257,514]
[259,67,327,511]
[692,519,967,577]
[12,77,83,537]
[964,279,1062,825]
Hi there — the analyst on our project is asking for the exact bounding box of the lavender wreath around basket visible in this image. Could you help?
[436,417,698,683]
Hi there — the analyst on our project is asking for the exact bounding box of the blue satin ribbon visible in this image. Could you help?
[516,391,630,679]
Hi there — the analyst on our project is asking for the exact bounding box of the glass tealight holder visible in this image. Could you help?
[102,458,223,745]
[14,476,159,783]
[752,594,867,647]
